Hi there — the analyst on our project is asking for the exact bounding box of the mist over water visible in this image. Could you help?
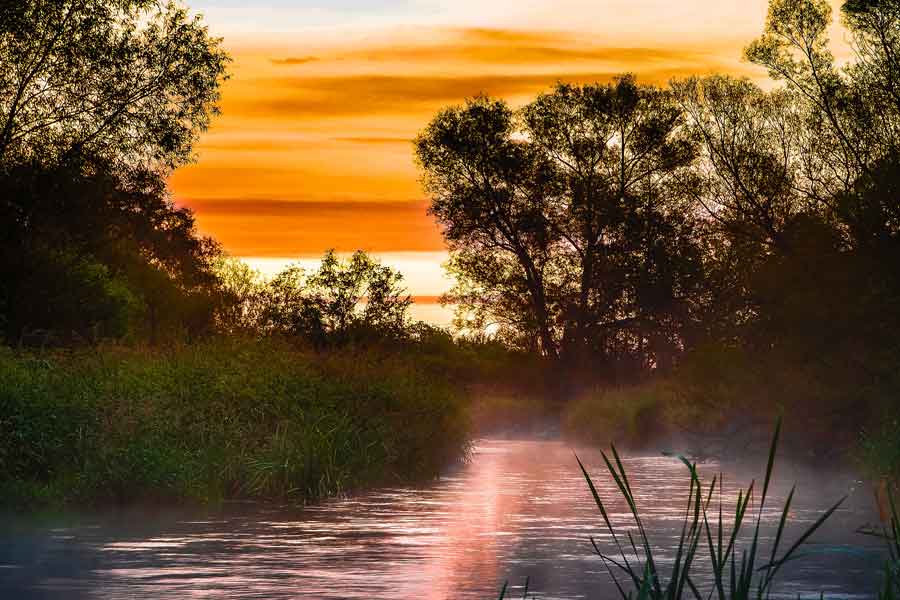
[0,438,885,599]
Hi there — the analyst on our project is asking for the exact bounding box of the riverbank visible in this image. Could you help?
[560,346,900,476]
[0,338,471,509]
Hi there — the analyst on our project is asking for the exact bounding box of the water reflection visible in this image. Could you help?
[0,439,886,599]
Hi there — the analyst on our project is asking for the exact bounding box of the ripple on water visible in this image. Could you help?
[0,438,888,599]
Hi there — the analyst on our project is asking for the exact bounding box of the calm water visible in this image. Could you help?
[0,438,887,599]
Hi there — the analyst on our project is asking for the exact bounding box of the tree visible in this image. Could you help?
[214,256,266,334]
[416,96,562,356]
[706,0,900,251]
[745,0,870,186]
[744,0,900,243]
[0,0,229,169]
[664,0,900,432]
[0,154,223,343]
[417,78,705,371]
[674,76,808,251]
[521,76,700,367]
[4,247,141,344]
[259,251,412,346]
[0,1,229,345]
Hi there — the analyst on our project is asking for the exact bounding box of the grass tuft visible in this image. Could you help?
[573,418,846,600]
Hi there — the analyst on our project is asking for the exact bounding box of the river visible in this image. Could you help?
[0,437,888,599]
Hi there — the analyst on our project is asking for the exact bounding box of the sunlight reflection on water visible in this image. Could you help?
[0,438,887,599]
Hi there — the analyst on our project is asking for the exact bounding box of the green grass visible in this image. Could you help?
[0,337,470,509]
[562,383,673,448]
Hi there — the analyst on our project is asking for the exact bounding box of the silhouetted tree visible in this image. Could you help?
[0,1,229,344]
[416,79,705,372]
[214,256,266,334]
[416,96,561,356]
[521,77,701,370]
[0,0,229,169]
[674,76,807,252]
[0,154,223,343]
[745,0,900,243]
[258,250,412,346]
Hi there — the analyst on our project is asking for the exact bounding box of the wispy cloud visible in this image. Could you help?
[333,137,412,145]
[270,56,319,65]
[229,69,732,120]
[339,27,728,66]
[177,198,445,256]
[172,20,762,255]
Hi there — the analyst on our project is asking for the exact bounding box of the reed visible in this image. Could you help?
[497,419,848,600]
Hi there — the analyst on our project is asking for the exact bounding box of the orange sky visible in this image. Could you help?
[169,0,848,266]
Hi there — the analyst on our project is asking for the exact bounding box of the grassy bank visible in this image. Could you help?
[0,338,470,509]
[561,342,900,474]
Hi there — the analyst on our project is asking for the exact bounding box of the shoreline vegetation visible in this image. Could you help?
[0,337,473,509]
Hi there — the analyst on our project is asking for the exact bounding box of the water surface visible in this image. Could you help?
[0,438,886,599]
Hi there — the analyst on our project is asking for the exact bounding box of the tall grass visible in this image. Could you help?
[498,419,849,600]
[0,338,470,509]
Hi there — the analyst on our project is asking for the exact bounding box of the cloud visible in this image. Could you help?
[332,137,412,145]
[270,56,319,65]
[181,198,429,217]
[340,27,727,66]
[171,22,763,256]
[229,70,725,119]
[177,198,445,255]
[220,27,751,122]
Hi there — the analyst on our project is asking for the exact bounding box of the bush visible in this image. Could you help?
[562,382,672,448]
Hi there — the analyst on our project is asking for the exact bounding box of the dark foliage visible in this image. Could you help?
[0,155,224,344]
[415,77,705,374]
[0,0,229,345]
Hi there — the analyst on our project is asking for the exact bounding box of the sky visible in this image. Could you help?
[168,0,848,305]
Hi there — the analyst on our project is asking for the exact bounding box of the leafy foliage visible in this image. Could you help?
[218,250,413,346]
[0,0,229,169]
[0,1,229,345]
[0,155,224,344]
[416,78,706,371]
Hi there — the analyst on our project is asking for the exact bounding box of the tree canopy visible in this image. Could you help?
[417,0,900,384]
[416,77,705,371]
[0,0,229,170]
[0,1,229,344]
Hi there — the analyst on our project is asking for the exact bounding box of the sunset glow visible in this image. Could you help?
[170,0,845,294]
